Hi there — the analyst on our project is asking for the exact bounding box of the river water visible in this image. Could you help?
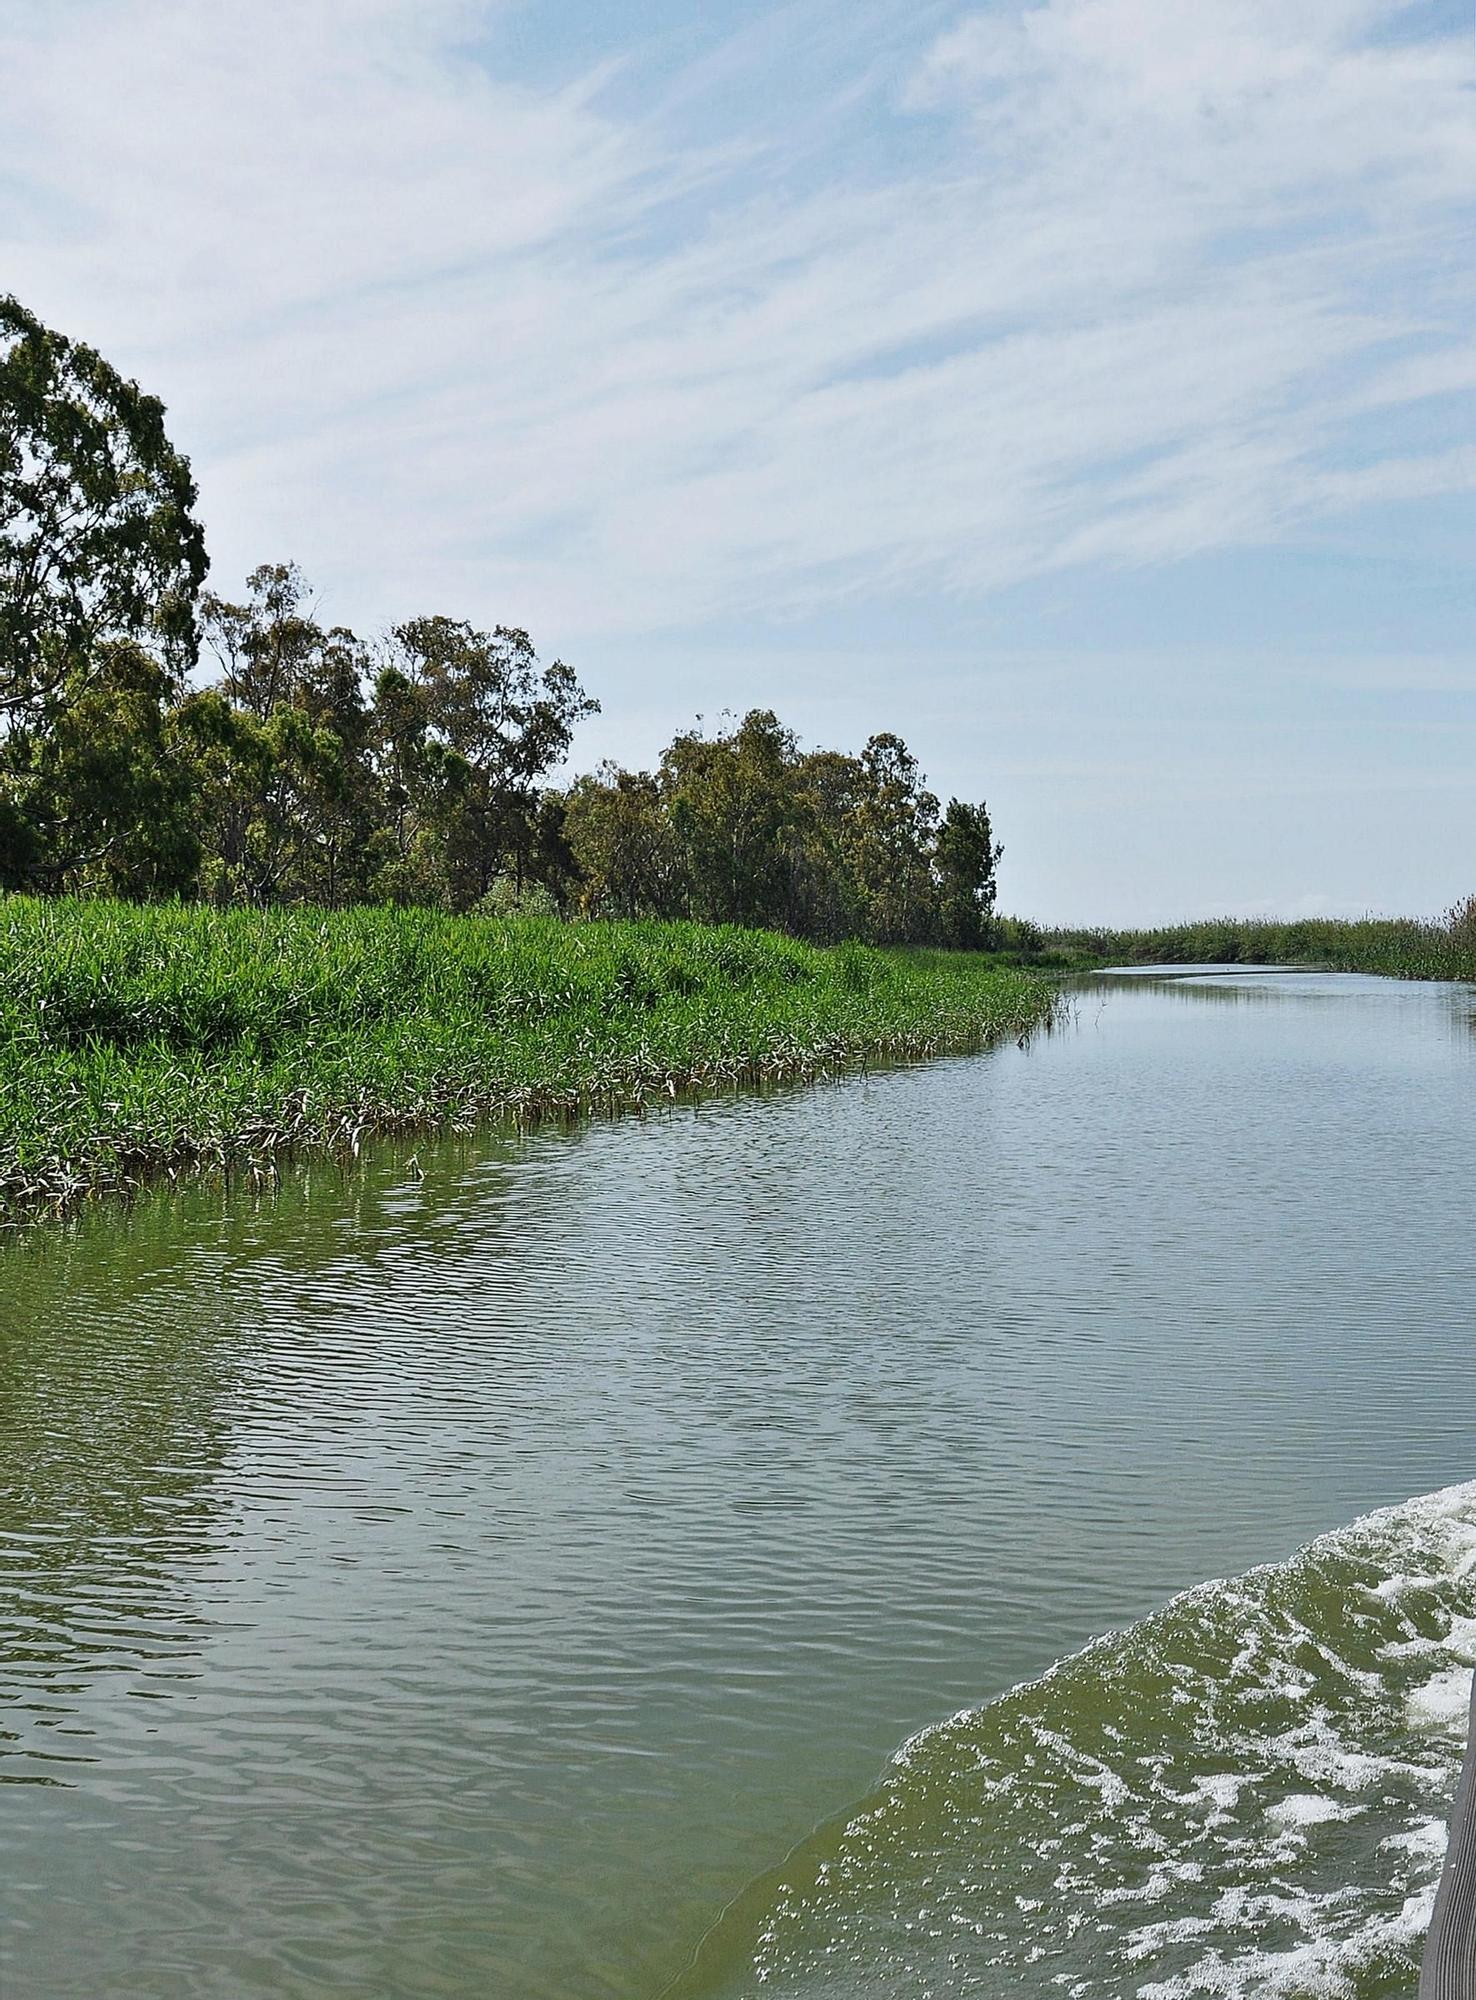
[3,969,1476,1999]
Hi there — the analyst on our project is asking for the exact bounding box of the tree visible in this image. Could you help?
[364,657,449,905]
[660,710,807,930]
[197,566,381,905]
[564,765,683,919]
[171,687,275,906]
[381,617,598,909]
[845,733,940,944]
[563,715,1002,949]
[3,640,203,898]
[935,798,1003,949]
[200,562,319,721]
[0,294,207,730]
[788,748,870,942]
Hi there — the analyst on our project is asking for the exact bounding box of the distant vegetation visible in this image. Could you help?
[0,898,1055,1222]
[1038,904,1476,982]
[3,292,1471,1232]
[0,295,1001,950]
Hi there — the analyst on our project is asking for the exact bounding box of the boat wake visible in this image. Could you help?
[700,1483,1476,1998]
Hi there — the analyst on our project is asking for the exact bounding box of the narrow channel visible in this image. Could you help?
[4,969,1474,1998]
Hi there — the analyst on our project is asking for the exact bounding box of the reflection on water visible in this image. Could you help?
[0,1216,247,1786]
[1103,962,1476,1019]
[2,971,1476,1998]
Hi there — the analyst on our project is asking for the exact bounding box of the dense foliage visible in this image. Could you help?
[565,711,1001,945]
[0,295,206,725]
[0,297,1001,946]
[0,295,209,892]
[0,897,1054,1220]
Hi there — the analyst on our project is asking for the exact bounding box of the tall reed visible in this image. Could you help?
[0,898,1056,1223]
[1045,904,1476,982]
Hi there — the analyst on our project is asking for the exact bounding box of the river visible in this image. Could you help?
[3,968,1475,1998]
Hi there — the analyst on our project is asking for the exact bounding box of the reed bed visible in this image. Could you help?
[0,898,1056,1224]
[1047,905,1476,982]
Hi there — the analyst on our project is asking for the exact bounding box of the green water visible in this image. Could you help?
[4,969,1476,1998]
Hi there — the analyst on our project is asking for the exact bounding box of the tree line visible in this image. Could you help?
[1,293,1002,945]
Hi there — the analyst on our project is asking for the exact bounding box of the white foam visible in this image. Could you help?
[1136,1884,1437,1999]
[1406,1667,1473,1731]
[1451,1542,1476,1581]
[1382,1817,1448,1863]
[889,1482,1476,1777]
[1265,1793,1360,1831]
[1381,1634,1442,1661]
[1101,1874,1174,1908]
[1375,1572,1442,1603]
[1181,1773,1247,1817]
[1028,1721,1131,1807]
[747,1478,1476,2000]
[1101,1861,1205,1908]
[1443,1615,1476,1662]
[1122,1913,1217,1963]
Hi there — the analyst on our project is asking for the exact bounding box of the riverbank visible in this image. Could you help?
[13,962,1471,2000]
[0,897,1056,1223]
[1035,909,1476,981]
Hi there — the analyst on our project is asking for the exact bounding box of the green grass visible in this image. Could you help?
[1039,905,1476,981]
[0,898,1058,1223]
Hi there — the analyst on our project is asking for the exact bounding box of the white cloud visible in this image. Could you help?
[1,0,1471,642]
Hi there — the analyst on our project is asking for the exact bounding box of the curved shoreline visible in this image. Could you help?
[0,898,1058,1226]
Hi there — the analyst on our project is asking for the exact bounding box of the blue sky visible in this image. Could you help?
[3,0,1472,922]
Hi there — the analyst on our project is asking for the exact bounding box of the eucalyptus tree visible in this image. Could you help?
[563,764,684,919]
[935,798,1003,949]
[575,712,997,949]
[379,616,598,909]
[0,295,208,889]
[198,566,380,905]
[660,709,808,930]
[0,294,207,730]
[845,733,941,944]
[3,639,202,897]
[790,746,869,942]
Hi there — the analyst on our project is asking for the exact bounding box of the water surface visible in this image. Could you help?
[3,969,1475,1997]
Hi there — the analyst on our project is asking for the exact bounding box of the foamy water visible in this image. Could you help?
[688,1484,1476,1998]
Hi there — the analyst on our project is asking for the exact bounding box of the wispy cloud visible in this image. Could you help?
[2,0,1472,639]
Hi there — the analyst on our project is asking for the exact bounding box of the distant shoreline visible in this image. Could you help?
[1018,911,1476,983]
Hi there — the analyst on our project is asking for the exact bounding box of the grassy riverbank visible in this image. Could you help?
[1039,908,1476,981]
[0,897,1056,1223]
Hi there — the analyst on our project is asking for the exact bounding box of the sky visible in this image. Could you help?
[2,0,1473,923]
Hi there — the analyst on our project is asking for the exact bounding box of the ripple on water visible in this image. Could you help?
[2,971,1476,1997]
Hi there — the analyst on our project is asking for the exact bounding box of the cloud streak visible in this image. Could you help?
[2,0,1472,641]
